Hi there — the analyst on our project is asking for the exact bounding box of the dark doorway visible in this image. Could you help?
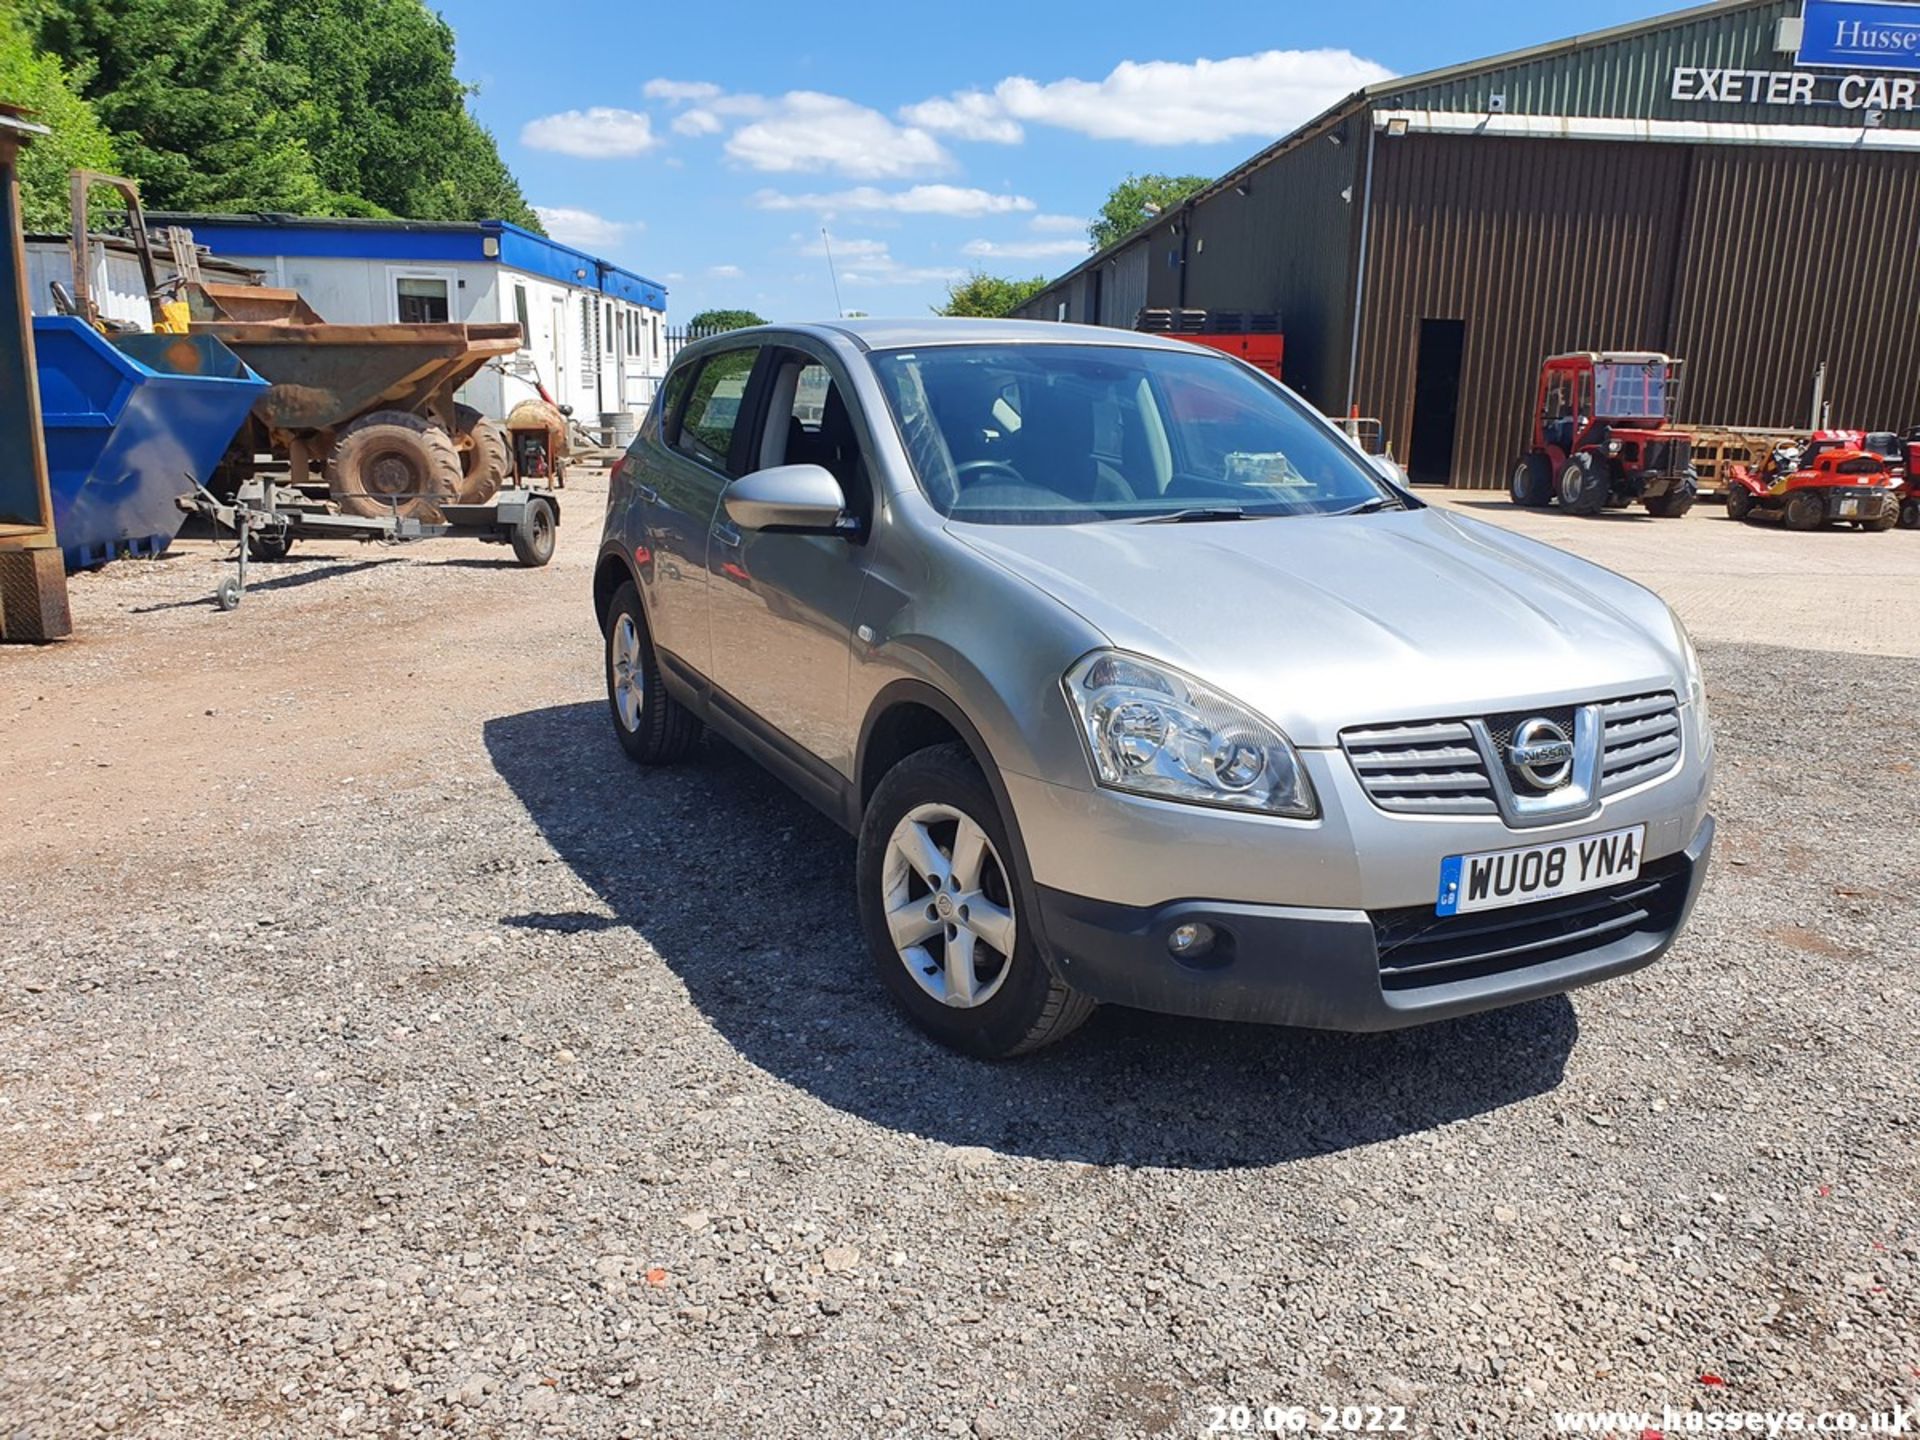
[1407,319,1466,485]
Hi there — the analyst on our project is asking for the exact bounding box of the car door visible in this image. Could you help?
[633,344,760,682]
[705,345,877,778]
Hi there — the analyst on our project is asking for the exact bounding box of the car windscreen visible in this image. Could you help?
[869,343,1396,525]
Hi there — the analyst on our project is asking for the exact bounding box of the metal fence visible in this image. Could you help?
[661,324,735,367]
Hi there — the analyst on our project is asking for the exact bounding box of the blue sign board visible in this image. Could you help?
[1797,0,1920,71]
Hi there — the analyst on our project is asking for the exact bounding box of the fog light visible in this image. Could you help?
[1167,922,1215,959]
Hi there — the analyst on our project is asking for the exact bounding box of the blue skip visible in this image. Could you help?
[33,316,266,572]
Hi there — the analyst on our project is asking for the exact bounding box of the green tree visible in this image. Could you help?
[262,0,539,229]
[1091,172,1210,250]
[687,309,767,332]
[936,273,1046,319]
[0,7,119,229]
[23,0,539,228]
[27,0,329,214]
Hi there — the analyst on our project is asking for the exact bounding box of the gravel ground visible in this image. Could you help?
[2,486,1917,1438]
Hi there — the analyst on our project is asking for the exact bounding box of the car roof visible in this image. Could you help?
[716,317,1205,355]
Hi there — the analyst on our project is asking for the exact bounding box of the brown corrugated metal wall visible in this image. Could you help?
[1671,146,1920,434]
[1356,133,1920,487]
[1355,133,1691,487]
[1184,120,1362,412]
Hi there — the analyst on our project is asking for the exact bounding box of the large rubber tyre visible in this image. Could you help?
[245,531,294,562]
[1725,486,1756,523]
[1509,454,1553,508]
[857,743,1093,1059]
[1863,502,1898,533]
[453,403,509,505]
[1784,490,1826,531]
[1900,498,1920,530]
[327,410,460,522]
[510,495,557,567]
[1557,453,1608,515]
[1643,471,1697,518]
[604,581,701,764]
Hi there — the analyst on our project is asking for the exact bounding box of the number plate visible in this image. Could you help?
[1436,824,1645,916]
[1837,497,1860,516]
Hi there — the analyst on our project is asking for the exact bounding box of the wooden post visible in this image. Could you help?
[0,107,73,642]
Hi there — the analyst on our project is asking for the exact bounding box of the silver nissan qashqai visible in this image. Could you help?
[594,320,1714,1058]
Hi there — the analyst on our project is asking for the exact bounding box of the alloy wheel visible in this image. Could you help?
[609,614,645,732]
[881,802,1018,1009]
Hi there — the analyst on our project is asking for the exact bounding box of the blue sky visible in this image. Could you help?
[445,0,1677,322]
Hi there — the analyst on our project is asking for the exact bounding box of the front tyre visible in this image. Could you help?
[1642,471,1697,518]
[1557,453,1607,515]
[1726,486,1756,523]
[857,743,1092,1059]
[604,581,701,764]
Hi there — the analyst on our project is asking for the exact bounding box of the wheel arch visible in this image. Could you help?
[593,546,639,634]
[854,679,1055,956]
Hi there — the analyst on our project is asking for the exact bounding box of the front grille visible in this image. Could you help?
[1372,854,1691,990]
[1598,692,1681,795]
[1644,439,1693,476]
[1343,691,1683,814]
[1341,719,1496,816]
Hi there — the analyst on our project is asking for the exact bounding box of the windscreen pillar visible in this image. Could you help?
[0,110,72,643]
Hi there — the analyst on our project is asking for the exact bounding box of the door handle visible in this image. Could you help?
[636,483,659,504]
[712,521,742,549]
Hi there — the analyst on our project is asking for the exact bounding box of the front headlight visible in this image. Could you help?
[1675,614,1713,755]
[1063,651,1317,817]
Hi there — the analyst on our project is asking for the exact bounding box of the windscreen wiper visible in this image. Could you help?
[1138,506,1252,524]
[1327,496,1400,516]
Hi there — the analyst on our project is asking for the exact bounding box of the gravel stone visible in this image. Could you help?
[0,475,1915,1436]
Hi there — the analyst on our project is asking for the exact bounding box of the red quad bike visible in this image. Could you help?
[1724,430,1901,532]
[1510,352,1697,517]
[1894,426,1920,530]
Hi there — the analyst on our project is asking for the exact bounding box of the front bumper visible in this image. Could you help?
[1034,815,1713,1032]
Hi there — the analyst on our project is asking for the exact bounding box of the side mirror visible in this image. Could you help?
[724,463,849,533]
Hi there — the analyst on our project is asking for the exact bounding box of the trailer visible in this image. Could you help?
[181,475,558,610]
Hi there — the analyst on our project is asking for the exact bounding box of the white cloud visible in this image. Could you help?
[726,92,952,179]
[898,92,1023,144]
[752,184,1035,218]
[1029,213,1086,233]
[672,109,723,137]
[707,264,744,279]
[802,235,889,260]
[643,79,720,103]
[907,50,1392,149]
[520,107,660,158]
[533,206,638,250]
[960,237,1091,260]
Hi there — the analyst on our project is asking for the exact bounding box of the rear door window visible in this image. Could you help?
[676,347,758,474]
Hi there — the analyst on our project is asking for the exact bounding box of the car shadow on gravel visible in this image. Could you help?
[486,702,1577,1170]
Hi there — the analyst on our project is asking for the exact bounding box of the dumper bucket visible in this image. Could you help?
[33,316,267,571]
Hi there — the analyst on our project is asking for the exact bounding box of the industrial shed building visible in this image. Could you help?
[1015,0,1920,487]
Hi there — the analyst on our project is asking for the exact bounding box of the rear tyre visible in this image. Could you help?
[1898,498,1919,530]
[327,410,461,523]
[1726,486,1756,523]
[245,531,293,561]
[1863,503,1897,533]
[510,495,557,567]
[453,403,510,505]
[1509,454,1553,508]
[1643,471,1697,518]
[1783,490,1826,531]
[858,743,1093,1059]
[604,581,701,764]
[1557,453,1607,515]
